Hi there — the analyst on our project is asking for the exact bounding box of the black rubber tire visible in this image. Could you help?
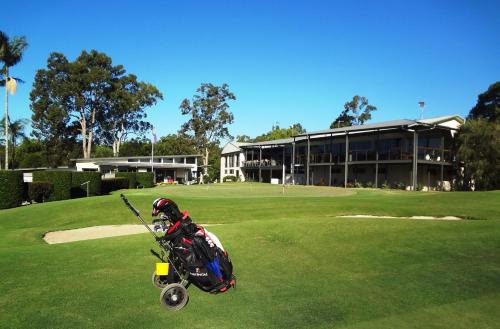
[160,283,189,311]
[152,271,169,289]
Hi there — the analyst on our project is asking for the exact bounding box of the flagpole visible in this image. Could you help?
[151,126,155,176]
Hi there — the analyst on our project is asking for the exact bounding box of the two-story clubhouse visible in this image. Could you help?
[221,115,464,190]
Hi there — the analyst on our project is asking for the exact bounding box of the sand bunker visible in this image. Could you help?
[338,215,462,220]
[43,224,220,244]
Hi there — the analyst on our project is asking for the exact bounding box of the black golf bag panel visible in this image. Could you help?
[185,252,235,293]
[192,235,216,261]
[218,249,233,281]
[166,227,235,293]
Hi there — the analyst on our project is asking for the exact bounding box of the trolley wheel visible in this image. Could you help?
[160,283,189,311]
[152,271,169,289]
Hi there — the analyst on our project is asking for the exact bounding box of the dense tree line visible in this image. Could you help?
[5,48,233,182]
[456,82,499,190]
[236,123,306,143]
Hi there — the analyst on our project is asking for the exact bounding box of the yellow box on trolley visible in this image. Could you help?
[156,262,169,276]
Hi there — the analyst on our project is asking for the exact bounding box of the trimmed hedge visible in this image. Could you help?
[0,170,24,209]
[136,172,154,188]
[71,172,102,198]
[28,182,53,203]
[33,171,72,201]
[116,172,137,189]
[223,175,237,182]
[102,177,129,194]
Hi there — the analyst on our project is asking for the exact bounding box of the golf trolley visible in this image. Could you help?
[120,194,235,311]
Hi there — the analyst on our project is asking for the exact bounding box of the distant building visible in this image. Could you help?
[72,155,202,184]
[221,115,464,190]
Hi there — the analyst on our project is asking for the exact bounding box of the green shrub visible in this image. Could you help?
[365,181,374,188]
[33,171,72,201]
[395,181,406,190]
[116,172,137,189]
[71,172,102,198]
[223,175,237,182]
[354,181,363,188]
[28,182,53,203]
[0,170,24,209]
[102,177,129,194]
[136,172,154,188]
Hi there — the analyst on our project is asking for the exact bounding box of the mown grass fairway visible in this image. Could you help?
[1,184,499,328]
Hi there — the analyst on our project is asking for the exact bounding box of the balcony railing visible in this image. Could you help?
[243,160,283,167]
[278,147,453,166]
[348,150,377,162]
[295,155,307,165]
[300,147,453,163]
[310,153,331,163]
[418,147,451,162]
[378,147,413,161]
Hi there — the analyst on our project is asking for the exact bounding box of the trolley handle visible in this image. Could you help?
[120,194,139,216]
[120,194,158,239]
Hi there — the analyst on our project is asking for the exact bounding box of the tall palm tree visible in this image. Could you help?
[0,117,29,168]
[0,31,28,169]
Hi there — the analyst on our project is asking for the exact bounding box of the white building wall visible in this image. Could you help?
[76,162,100,171]
[220,155,226,183]
[220,151,245,182]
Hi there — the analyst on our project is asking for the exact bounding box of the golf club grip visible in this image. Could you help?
[120,194,139,216]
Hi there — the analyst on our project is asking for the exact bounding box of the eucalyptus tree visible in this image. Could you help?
[0,31,28,169]
[180,83,236,183]
[254,123,306,142]
[330,95,377,128]
[98,74,162,157]
[468,81,500,123]
[31,50,161,159]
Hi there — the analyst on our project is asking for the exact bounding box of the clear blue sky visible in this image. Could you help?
[2,0,499,140]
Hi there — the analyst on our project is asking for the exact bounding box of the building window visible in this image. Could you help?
[230,169,234,174]
[186,157,196,164]
[331,167,341,174]
[353,168,366,174]
[236,170,239,177]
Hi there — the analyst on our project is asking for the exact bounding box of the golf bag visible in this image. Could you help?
[120,194,235,311]
[157,212,235,293]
